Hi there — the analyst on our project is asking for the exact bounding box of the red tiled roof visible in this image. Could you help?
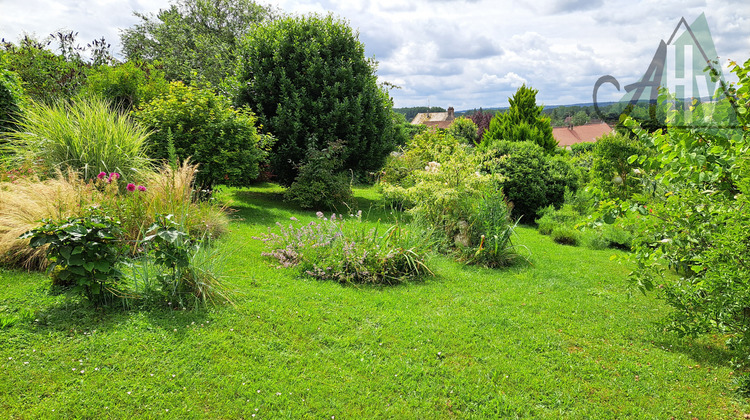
[552,122,613,147]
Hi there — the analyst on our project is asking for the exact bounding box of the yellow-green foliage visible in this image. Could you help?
[133,81,270,188]
[382,141,500,238]
[379,129,466,205]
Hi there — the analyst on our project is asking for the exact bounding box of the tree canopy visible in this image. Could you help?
[120,0,275,93]
[235,13,395,185]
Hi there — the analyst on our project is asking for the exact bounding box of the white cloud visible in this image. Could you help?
[478,72,527,88]
[0,0,746,108]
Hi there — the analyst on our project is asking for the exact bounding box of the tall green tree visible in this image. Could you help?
[571,110,589,126]
[480,85,557,153]
[235,13,395,186]
[120,0,275,93]
[1,35,88,104]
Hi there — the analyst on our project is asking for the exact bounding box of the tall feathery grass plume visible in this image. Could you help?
[0,170,97,269]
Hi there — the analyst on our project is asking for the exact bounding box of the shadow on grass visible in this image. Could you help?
[648,335,740,368]
[226,183,393,225]
[10,289,223,338]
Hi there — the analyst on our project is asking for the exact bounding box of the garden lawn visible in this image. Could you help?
[0,184,748,419]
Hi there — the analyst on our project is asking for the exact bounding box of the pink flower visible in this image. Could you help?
[109,172,121,181]
[137,185,146,192]
[126,183,136,192]
[97,171,107,180]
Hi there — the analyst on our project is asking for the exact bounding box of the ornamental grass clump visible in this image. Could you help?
[141,159,228,239]
[256,211,433,285]
[0,171,83,269]
[2,96,151,181]
[0,162,227,269]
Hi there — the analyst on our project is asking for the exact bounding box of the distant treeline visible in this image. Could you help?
[399,102,668,133]
[541,102,666,131]
[393,106,446,122]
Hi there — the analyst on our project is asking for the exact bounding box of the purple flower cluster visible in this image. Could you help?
[95,171,147,192]
[126,183,147,192]
[97,171,121,183]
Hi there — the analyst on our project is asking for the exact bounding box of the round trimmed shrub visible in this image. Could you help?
[236,14,395,185]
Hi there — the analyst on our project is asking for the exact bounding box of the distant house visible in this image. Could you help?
[552,121,613,147]
[411,107,455,129]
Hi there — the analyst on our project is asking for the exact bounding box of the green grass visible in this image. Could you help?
[1,184,748,418]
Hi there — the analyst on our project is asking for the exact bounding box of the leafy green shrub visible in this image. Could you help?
[536,190,633,250]
[381,142,522,266]
[581,230,610,250]
[570,142,596,156]
[379,129,464,208]
[0,68,24,133]
[600,218,635,250]
[467,186,521,267]
[134,81,272,189]
[391,111,427,147]
[623,58,750,361]
[236,14,395,185]
[447,117,479,144]
[393,145,493,240]
[569,142,596,184]
[1,35,89,104]
[590,132,648,200]
[3,96,151,181]
[81,61,169,111]
[536,204,581,235]
[284,140,352,209]
[483,141,579,221]
[550,226,579,246]
[256,212,432,285]
[139,214,231,306]
[21,208,231,308]
[22,210,125,306]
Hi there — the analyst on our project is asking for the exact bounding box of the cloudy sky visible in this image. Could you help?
[1,0,748,109]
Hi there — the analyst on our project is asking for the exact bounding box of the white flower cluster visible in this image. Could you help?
[425,161,441,173]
